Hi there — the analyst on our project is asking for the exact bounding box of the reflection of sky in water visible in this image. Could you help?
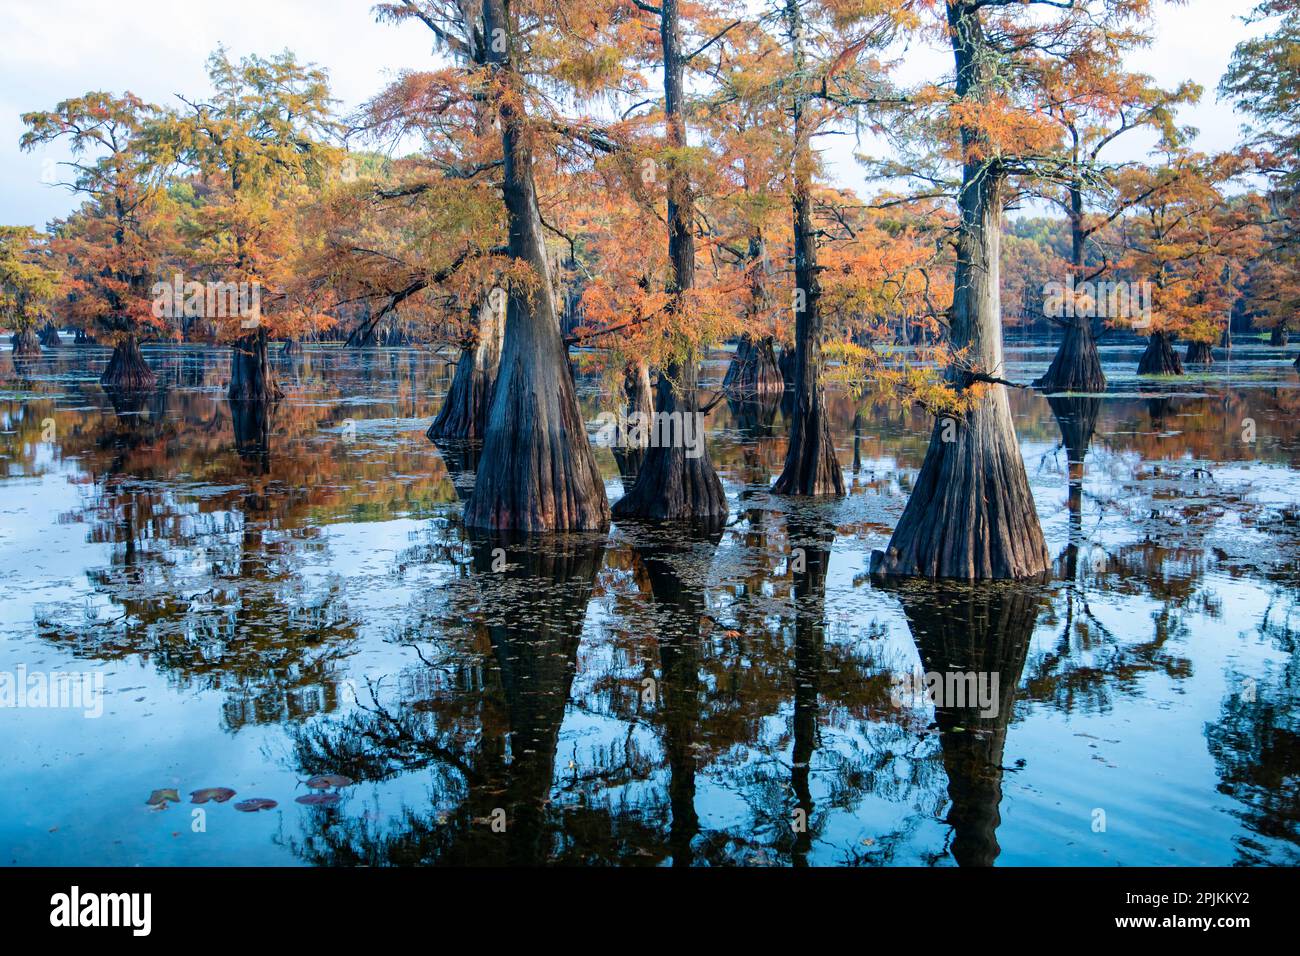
[0,341,1297,866]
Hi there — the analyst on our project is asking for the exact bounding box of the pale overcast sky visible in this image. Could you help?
[0,0,1268,228]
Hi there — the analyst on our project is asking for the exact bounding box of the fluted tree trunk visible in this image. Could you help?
[722,233,784,398]
[872,1,1050,580]
[101,333,157,390]
[1137,330,1184,375]
[11,328,41,357]
[228,325,283,402]
[613,359,654,491]
[464,0,609,532]
[613,0,726,523]
[428,294,504,441]
[1035,179,1106,393]
[771,0,844,498]
[1185,339,1213,365]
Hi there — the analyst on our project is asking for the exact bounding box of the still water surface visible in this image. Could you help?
[1,342,1297,865]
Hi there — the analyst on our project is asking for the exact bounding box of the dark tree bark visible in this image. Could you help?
[722,334,784,397]
[612,0,726,523]
[1185,339,1214,365]
[11,328,41,357]
[100,334,157,390]
[722,234,783,398]
[1036,179,1106,393]
[428,296,504,442]
[1034,316,1105,393]
[1270,323,1289,347]
[464,0,609,532]
[872,3,1050,581]
[613,359,654,491]
[889,581,1040,866]
[1137,330,1184,375]
[38,323,61,348]
[778,345,797,389]
[771,0,844,499]
[228,325,284,402]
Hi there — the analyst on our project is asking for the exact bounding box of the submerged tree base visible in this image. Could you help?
[1185,340,1214,365]
[1137,332,1184,376]
[100,335,157,390]
[772,397,844,497]
[11,329,41,358]
[428,346,495,442]
[722,335,784,398]
[871,389,1051,580]
[1034,320,1106,393]
[228,327,284,403]
[38,324,61,349]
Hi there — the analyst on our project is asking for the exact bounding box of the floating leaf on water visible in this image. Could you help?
[146,789,180,807]
[295,793,341,807]
[305,774,354,789]
[234,798,277,812]
[190,787,236,804]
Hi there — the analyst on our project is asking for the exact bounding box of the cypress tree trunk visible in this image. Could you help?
[465,0,609,532]
[771,0,844,498]
[722,334,783,397]
[612,0,726,522]
[1271,324,1289,347]
[228,326,284,402]
[428,296,504,441]
[1185,339,1214,365]
[778,345,797,389]
[872,2,1049,581]
[100,334,157,390]
[1035,318,1106,392]
[1036,180,1106,393]
[722,234,783,398]
[1137,331,1184,375]
[38,323,61,348]
[11,328,41,357]
[613,359,654,491]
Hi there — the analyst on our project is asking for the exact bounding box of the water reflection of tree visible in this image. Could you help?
[887,582,1043,866]
[288,535,610,865]
[1207,655,1300,865]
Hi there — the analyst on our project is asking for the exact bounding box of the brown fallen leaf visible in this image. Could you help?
[233,798,277,813]
[190,787,237,804]
[146,789,180,807]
